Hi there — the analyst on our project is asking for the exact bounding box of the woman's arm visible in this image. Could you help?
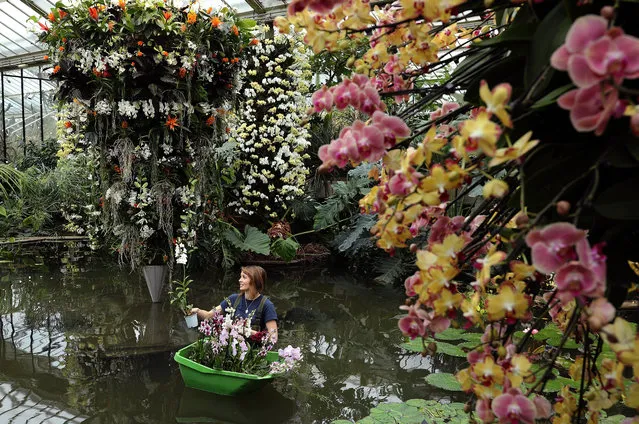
[265,320,278,344]
[191,306,221,320]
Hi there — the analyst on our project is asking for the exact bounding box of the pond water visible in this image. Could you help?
[0,256,465,423]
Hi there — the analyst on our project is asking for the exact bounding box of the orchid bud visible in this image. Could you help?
[410,243,418,253]
[556,200,571,216]
[600,5,615,19]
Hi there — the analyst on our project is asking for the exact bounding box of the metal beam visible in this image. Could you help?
[245,0,265,14]
[16,0,46,16]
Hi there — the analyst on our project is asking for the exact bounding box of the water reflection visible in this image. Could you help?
[176,385,296,424]
[0,263,466,423]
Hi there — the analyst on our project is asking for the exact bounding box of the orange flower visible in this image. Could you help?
[206,7,212,13]
[210,16,222,27]
[222,57,229,63]
[48,12,55,22]
[58,9,67,19]
[163,11,172,20]
[64,121,72,128]
[136,51,143,56]
[180,24,187,32]
[187,11,196,24]
[162,51,169,57]
[108,21,115,31]
[178,67,187,78]
[118,0,126,9]
[165,115,179,130]
[43,55,49,61]
[62,37,67,43]
[137,40,143,46]
[206,115,216,126]
[52,65,61,74]
[131,61,135,66]
[231,25,239,36]
[58,46,64,51]
[232,57,239,63]
[88,6,98,20]
[250,38,259,45]
[121,121,128,129]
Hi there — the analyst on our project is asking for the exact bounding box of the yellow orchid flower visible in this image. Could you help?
[483,179,509,198]
[476,246,507,285]
[489,131,540,167]
[420,126,448,166]
[431,234,466,262]
[425,265,459,295]
[433,288,463,316]
[507,354,531,388]
[479,80,513,128]
[486,285,529,321]
[460,112,502,157]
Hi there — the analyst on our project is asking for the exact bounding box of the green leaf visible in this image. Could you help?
[0,205,6,217]
[433,328,465,341]
[424,373,463,392]
[594,176,639,220]
[478,6,537,47]
[401,338,466,357]
[531,84,573,109]
[524,2,571,89]
[270,237,299,262]
[331,421,353,424]
[338,214,374,252]
[243,225,270,255]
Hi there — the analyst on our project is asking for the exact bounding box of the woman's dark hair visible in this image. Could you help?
[242,265,267,292]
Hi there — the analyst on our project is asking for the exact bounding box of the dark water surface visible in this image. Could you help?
[0,261,463,423]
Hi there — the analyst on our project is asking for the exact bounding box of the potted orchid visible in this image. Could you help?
[168,273,197,328]
[173,308,302,395]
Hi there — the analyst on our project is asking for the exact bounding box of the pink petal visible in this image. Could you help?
[568,54,603,88]
[615,34,639,75]
[565,15,608,53]
[557,89,579,109]
[584,36,615,76]
[531,244,567,274]
[550,45,571,70]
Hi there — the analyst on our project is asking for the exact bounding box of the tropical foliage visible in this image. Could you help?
[279,0,639,422]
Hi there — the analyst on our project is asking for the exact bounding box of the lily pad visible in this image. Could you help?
[424,373,463,392]
[401,338,467,358]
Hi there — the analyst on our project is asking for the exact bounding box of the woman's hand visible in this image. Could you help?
[191,307,200,316]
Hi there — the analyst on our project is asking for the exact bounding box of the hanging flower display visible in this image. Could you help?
[35,0,255,268]
[226,32,312,221]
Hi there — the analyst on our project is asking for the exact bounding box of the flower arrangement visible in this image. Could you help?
[34,0,255,269]
[227,31,312,221]
[279,0,639,422]
[189,308,302,376]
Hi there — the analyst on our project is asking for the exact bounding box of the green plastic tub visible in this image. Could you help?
[174,342,279,396]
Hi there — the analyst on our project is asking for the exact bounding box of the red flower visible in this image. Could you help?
[88,6,99,20]
[165,115,179,130]
[38,22,50,32]
[64,121,72,128]
[58,10,67,19]
[163,11,172,20]
[231,25,239,36]
[206,115,216,126]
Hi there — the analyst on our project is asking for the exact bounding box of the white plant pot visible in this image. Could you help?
[143,265,167,303]
[184,313,198,328]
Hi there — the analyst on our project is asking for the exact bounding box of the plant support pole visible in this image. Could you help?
[21,69,26,158]
[39,67,44,143]
[1,71,5,162]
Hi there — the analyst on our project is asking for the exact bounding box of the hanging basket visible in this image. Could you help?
[143,265,167,303]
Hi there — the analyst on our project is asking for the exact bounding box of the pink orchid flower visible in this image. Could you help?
[557,83,620,136]
[311,86,333,113]
[492,389,537,424]
[586,297,616,330]
[555,261,598,303]
[532,395,552,419]
[372,111,411,148]
[404,271,422,296]
[476,399,495,423]
[525,222,587,274]
[398,305,428,339]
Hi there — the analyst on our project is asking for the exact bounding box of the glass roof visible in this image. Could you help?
[0,0,288,68]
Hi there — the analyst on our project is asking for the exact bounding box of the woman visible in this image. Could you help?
[191,265,278,343]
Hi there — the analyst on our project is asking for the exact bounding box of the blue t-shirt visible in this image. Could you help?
[219,293,277,331]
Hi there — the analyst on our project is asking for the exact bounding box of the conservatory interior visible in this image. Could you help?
[1,0,639,423]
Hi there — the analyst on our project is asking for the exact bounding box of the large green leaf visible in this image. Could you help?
[424,373,463,392]
[401,338,466,357]
[333,399,468,424]
[270,237,299,262]
[594,176,639,220]
[243,225,271,255]
[524,2,571,89]
[433,328,465,341]
[531,84,573,109]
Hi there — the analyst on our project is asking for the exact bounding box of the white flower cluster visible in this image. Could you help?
[229,34,312,219]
